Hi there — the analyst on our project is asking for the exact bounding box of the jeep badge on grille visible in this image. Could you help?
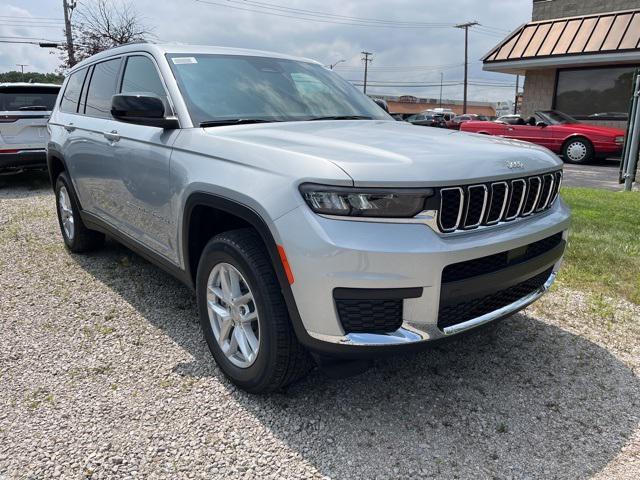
[506,160,525,169]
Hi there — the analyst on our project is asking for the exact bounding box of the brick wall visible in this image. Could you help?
[521,69,556,117]
[533,0,640,21]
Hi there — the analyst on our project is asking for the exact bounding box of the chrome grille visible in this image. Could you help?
[435,171,562,233]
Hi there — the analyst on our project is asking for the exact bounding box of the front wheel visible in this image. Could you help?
[196,229,311,393]
[563,138,594,164]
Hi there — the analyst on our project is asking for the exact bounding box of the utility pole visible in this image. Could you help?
[514,75,520,115]
[16,64,28,76]
[439,72,444,108]
[63,0,77,68]
[455,21,478,114]
[361,51,372,94]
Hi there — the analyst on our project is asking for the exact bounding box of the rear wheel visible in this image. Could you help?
[563,138,594,164]
[196,228,311,393]
[54,172,105,252]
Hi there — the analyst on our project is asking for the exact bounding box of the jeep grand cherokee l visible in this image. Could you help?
[1,82,60,173]
[47,44,570,393]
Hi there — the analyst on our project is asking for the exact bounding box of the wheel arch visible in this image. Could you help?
[561,134,593,151]
[181,192,288,292]
[46,150,68,190]
[181,192,316,346]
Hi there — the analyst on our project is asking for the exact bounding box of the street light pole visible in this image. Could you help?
[455,21,478,114]
[328,59,346,70]
[439,72,444,108]
[361,51,372,94]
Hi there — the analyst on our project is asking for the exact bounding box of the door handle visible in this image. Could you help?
[103,130,120,142]
[64,123,75,132]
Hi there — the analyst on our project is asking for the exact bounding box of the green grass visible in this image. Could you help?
[559,187,640,304]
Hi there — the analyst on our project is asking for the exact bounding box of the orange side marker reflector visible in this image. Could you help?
[277,244,295,285]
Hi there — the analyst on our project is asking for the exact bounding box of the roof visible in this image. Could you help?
[70,43,319,73]
[0,82,61,88]
[483,8,640,73]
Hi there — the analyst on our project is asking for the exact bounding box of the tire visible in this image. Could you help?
[54,171,105,253]
[562,137,594,164]
[196,228,311,393]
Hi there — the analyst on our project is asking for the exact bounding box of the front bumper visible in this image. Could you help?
[0,149,47,171]
[274,198,570,354]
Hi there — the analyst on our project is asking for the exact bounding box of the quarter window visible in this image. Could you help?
[84,58,121,118]
[60,68,87,113]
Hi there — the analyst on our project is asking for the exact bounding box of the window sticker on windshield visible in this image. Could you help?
[172,57,197,65]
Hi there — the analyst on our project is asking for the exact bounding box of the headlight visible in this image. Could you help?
[299,183,433,218]
[615,136,625,144]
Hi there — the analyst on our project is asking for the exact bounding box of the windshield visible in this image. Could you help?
[0,87,59,111]
[167,54,389,125]
[537,110,579,125]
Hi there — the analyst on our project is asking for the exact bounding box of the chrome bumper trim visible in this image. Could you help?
[442,271,556,335]
[307,272,557,347]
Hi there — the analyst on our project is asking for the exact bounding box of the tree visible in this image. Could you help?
[0,71,64,84]
[58,0,153,71]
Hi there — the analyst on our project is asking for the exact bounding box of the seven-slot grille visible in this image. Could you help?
[437,170,562,233]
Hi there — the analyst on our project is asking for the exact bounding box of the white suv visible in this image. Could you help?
[47,44,570,392]
[0,83,60,173]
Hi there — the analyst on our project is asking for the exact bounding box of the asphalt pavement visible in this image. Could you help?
[561,159,624,191]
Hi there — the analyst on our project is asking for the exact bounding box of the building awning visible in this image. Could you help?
[483,9,640,74]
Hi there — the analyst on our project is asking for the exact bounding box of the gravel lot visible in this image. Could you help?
[1,171,639,479]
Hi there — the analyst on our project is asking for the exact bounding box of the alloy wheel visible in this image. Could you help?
[58,186,75,240]
[206,262,260,368]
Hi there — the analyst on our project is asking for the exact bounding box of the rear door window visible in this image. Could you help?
[84,58,121,118]
[60,68,87,113]
[1,86,60,112]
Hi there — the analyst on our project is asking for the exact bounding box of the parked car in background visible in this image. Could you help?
[406,112,437,127]
[460,110,625,164]
[496,114,522,125]
[48,43,569,393]
[0,83,60,173]
[452,114,486,129]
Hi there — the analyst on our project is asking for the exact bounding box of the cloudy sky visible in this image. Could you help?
[0,0,532,103]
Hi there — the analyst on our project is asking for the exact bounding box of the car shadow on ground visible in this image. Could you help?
[0,170,51,198]
[71,238,639,479]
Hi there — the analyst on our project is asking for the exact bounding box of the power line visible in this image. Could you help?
[226,0,454,26]
[0,15,63,22]
[335,63,464,72]
[194,0,456,28]
[0,23,63,28]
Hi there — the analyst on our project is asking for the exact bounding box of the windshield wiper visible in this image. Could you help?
[200,118,280,127]
[307,115,374,121]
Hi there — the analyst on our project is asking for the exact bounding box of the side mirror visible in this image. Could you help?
[373,98,389,113]
[111,94,179,129]
[536,121,548,127]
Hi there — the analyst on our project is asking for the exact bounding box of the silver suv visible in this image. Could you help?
[1,83,60,173]
[47,44,570,392]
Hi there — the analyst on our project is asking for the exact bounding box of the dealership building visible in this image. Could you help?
[483,0,640,128]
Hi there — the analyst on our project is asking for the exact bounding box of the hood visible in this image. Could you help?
[205,120,562,186]
[561,123,626,136]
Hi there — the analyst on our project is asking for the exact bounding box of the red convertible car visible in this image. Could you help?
[460,110,625,164]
